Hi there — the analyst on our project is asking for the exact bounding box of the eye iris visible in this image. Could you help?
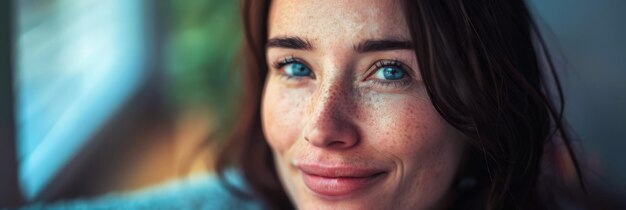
[288,63,311,76]
[383,67,405,80]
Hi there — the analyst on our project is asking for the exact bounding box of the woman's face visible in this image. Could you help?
[261,0,465,209]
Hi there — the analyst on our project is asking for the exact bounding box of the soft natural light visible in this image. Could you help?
[15,0,147,200]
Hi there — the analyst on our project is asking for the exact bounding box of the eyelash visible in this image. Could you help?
[272,56,314,80]
[273,56,296,69]
[271,56,413,89]
[367,59,413,89]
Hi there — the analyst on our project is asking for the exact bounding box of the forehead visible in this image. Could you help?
[268,0,410,42]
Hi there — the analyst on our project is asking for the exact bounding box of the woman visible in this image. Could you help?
[216,0,586,209]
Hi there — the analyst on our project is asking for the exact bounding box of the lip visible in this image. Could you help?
[297,164,386,198]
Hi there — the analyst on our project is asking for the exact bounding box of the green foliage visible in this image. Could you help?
[165,0,244,129]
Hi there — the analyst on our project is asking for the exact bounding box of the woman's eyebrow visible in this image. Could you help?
[354,39,413,53]
[266,36,313,50]
[265,37,412,53]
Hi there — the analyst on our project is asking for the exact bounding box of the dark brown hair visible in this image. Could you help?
[215,0,586,209]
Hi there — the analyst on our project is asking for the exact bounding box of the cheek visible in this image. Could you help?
[363,95,464,205]
[261,81,308,154]
[364,96,454,158]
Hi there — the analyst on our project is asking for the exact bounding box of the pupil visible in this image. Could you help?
[384,67,403,80]
[292,63,309,76]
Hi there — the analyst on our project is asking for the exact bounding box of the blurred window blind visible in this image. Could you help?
[14,0,148,200]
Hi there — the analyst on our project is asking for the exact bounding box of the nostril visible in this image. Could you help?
[302,90,360,149]
[326,141,347,148]
[303,124,359,149]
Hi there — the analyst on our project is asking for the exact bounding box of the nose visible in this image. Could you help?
[303,82,359,149]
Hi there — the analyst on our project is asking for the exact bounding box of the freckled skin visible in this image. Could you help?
[261,0,465,209]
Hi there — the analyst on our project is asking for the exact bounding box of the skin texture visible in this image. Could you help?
[261,0,466,209]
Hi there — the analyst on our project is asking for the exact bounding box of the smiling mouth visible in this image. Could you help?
[297,164,387,198]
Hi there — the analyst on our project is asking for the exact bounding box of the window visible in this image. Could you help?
[15,0,148,200]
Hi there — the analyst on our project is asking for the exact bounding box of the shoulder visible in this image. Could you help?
[22,171,264,210]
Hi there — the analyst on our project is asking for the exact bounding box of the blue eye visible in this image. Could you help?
[283,62,312,77]
[373,66,407,80]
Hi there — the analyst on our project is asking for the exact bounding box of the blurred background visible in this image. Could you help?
[0,0,624,208]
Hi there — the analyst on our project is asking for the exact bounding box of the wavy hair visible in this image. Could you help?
[214,0,586,209]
